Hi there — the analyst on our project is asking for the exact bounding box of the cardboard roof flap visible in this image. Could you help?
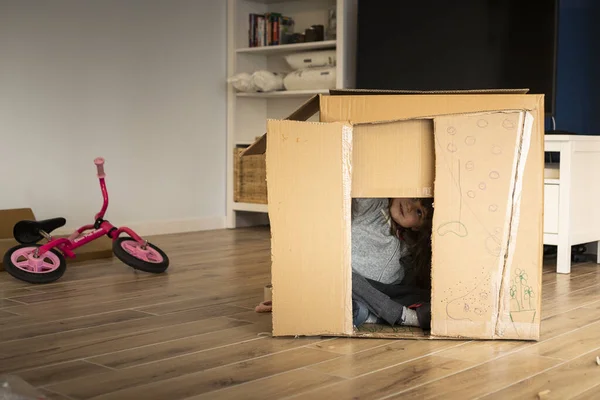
[328,88,530,95]
[239,88,531,157]
[241,95,320,156]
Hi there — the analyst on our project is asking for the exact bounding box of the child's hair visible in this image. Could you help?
[395,198,434,290]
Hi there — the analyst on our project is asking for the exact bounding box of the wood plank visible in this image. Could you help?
[86,317,273,368]
[54,348,341,400]
[541,263,599,284]
[542,268,600,300]
[135,291,263,315]
[0,278,31,290]
[0,287,40,298]
[2,285,261,319]
[14,360,110,387]
[3,272,267,310]
[306,338,398,355]
[0,309,150,342]
[6,276,203,304]
[542,285,600,319]
[39,388,73,400]
[226,296,265,311]
[0,312,31,328]
[187,368,345,400]
[308,339,465,378]
[539,300,600,340]
[0,306,247,357]
[0,298,21,308]
[480,349,600,399]
[48,337,330,399]
[295,355,475,400]
[522,319,600,360]
[571,385,600,400]
[0,317,249,373]
[383,353,561,399]
[433,340,528,364]
[0,309,18,318]
[23,270,166,295]
[226,310,273,325]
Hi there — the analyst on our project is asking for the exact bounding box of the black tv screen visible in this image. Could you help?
[356,0,558,115]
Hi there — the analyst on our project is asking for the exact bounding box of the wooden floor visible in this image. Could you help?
[1,227,600,399]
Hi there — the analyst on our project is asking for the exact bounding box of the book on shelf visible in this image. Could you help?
[248,13,294,48]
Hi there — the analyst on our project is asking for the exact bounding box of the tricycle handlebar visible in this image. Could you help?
[94,157,106,179]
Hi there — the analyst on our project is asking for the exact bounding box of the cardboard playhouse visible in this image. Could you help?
[242,89,544,341]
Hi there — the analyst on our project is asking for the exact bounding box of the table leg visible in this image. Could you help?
[556,238,571,274]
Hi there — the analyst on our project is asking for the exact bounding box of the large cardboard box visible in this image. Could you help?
[243,89,544,341]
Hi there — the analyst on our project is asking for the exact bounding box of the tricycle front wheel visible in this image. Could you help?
[3,244,67,284]
[113,237,169,274]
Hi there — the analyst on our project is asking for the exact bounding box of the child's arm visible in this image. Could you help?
[352,198,388,219]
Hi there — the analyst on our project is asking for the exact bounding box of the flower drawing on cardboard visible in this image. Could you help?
[509,268,536,325]
[432,111,531,327]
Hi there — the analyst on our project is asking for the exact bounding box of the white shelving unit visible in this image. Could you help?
[543,135,600,274]
[236,39,337,55]
[226,0,357,228]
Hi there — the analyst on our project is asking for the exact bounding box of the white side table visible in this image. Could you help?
[544,134,600,273]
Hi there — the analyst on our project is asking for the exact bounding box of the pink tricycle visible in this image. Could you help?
[3,157,169,284]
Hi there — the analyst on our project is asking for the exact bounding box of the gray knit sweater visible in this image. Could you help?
[351,198,409,284]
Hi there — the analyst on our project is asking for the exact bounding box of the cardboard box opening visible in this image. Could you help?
[348,118,436,339]
[245,90,544,341]
[350,195,435,340]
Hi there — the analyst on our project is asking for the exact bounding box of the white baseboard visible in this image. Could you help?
[55,216,226,237]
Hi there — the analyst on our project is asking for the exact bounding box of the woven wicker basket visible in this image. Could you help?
[233,147,267,204]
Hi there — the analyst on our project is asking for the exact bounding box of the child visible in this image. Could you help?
[352,197,434,330]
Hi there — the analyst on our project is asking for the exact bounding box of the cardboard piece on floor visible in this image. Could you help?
[248,90,544,341]
[0,208,112,271]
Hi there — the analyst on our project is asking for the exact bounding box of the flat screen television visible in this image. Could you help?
[356,0,559,116]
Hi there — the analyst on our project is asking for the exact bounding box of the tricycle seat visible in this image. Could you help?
[13,217,67,244]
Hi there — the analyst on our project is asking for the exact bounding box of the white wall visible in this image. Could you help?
[0,0,227,235]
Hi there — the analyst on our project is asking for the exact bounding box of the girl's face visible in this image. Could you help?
[390,198,428,231]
